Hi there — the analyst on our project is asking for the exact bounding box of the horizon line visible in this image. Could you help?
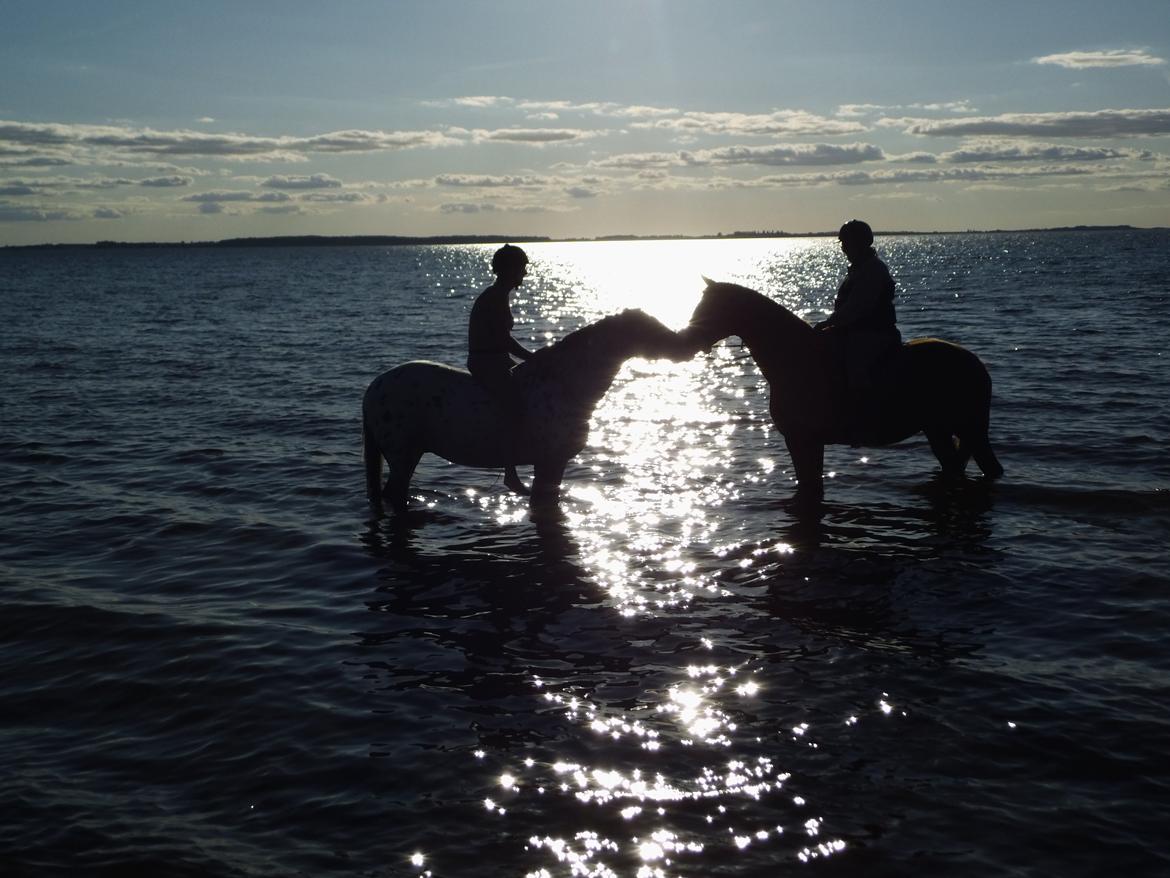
[2,224,1163,250]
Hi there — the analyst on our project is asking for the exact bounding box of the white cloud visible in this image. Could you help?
[442,96,679,120]
[261,173,342,190]
[684,142,885,167]
[298,191,375,203]
[839,101,975,117]
[447,96,515,109]
[589,152,682,170]
[140,175,193,187]
[1033,49,1166,69]
[0,120,462,163]
[749,164,1103,189]
[888,151,939,164]
[439,201,498,214]
[939,141,1152,163]
[471,127,605,145]
[435,173,550,188]
[901,108,1170,138]
[635,109,865,137]
[182,190,292,203]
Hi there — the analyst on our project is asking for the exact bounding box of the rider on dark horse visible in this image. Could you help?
[467,244,534,495]
[814,220,902,442]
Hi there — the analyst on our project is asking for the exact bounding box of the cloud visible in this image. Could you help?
[0,155,74,168]
[888,151,940,164]
[140,175,193,187]
[939,141,1152,163]
[471,127,604,145]
[564,186,599,198]
[182,190,292,204]
[435,173,549,188]
[750,164,1102,189]
[436,199,564,215]
[586,143,887,171]
[0,175,148,193]
[298,191,375,204]
[634,110,866,137]
[439,202,499,214]
[589,152,682,170]
[440,96,680,119]
[1033,49,1166,69]
[261,173,342,190]
[901,108,1170,138]
[684,142,885,167]
[446,96,515,109]
[94,207,123,219]
[0,203,80,221]
[0,120,462,163]
[839,101,975,117]
[301,130,456,153]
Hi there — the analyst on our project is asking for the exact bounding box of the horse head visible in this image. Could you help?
[611,308,694,362]
[678,277,738,353]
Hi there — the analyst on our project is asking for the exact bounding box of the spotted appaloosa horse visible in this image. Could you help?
[680,280,1004,503]
[363,308,692,512]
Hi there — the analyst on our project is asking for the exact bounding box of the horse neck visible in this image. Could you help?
[518,323,626,406]
[727,291,813,373]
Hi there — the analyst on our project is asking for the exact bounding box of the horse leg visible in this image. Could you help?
[381,447,422,513]
[963,434,1004,480]
[531,457,567,506]
[956,401,1004,480]
[362,413,386,510]
[784,433,824,502]
[926,429,967,477]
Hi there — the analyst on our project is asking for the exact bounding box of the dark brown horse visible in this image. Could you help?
[680,280,1003,502]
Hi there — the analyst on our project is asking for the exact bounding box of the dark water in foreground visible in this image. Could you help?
[2,232,1169,877]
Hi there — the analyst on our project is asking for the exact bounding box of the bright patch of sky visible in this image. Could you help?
[1,0,1168,243]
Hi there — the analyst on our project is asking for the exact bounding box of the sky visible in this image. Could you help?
[1,0,1168,245]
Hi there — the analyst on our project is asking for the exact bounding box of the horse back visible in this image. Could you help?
[364,362,509,465]
[901,338,992,395]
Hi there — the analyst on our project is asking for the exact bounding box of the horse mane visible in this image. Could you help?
[515,309,654,376]
[707,282,813,336]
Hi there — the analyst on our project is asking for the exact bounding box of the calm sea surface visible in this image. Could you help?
[2,231,1168,877]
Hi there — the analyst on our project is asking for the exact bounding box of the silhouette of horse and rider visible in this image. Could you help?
[363,224,1004,512]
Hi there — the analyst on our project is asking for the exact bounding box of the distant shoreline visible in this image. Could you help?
[2,225,1162,250]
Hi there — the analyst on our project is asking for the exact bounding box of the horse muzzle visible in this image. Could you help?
[677,324,718,355]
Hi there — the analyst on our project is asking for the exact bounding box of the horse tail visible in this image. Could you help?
[362,409,384,506]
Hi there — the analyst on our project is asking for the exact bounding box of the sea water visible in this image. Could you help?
[1,231,1168,876]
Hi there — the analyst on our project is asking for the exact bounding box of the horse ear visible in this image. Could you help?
[702,275,716,287]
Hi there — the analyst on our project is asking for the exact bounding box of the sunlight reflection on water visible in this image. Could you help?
[473,239,855,875]
[528,237,828,327]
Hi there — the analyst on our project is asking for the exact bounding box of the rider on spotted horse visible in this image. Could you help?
[813,219,903,445]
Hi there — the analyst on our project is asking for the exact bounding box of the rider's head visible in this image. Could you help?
[838,219,874,262]
[492,244,529,285]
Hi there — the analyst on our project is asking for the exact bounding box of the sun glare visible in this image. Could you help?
[528,238,803,327]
